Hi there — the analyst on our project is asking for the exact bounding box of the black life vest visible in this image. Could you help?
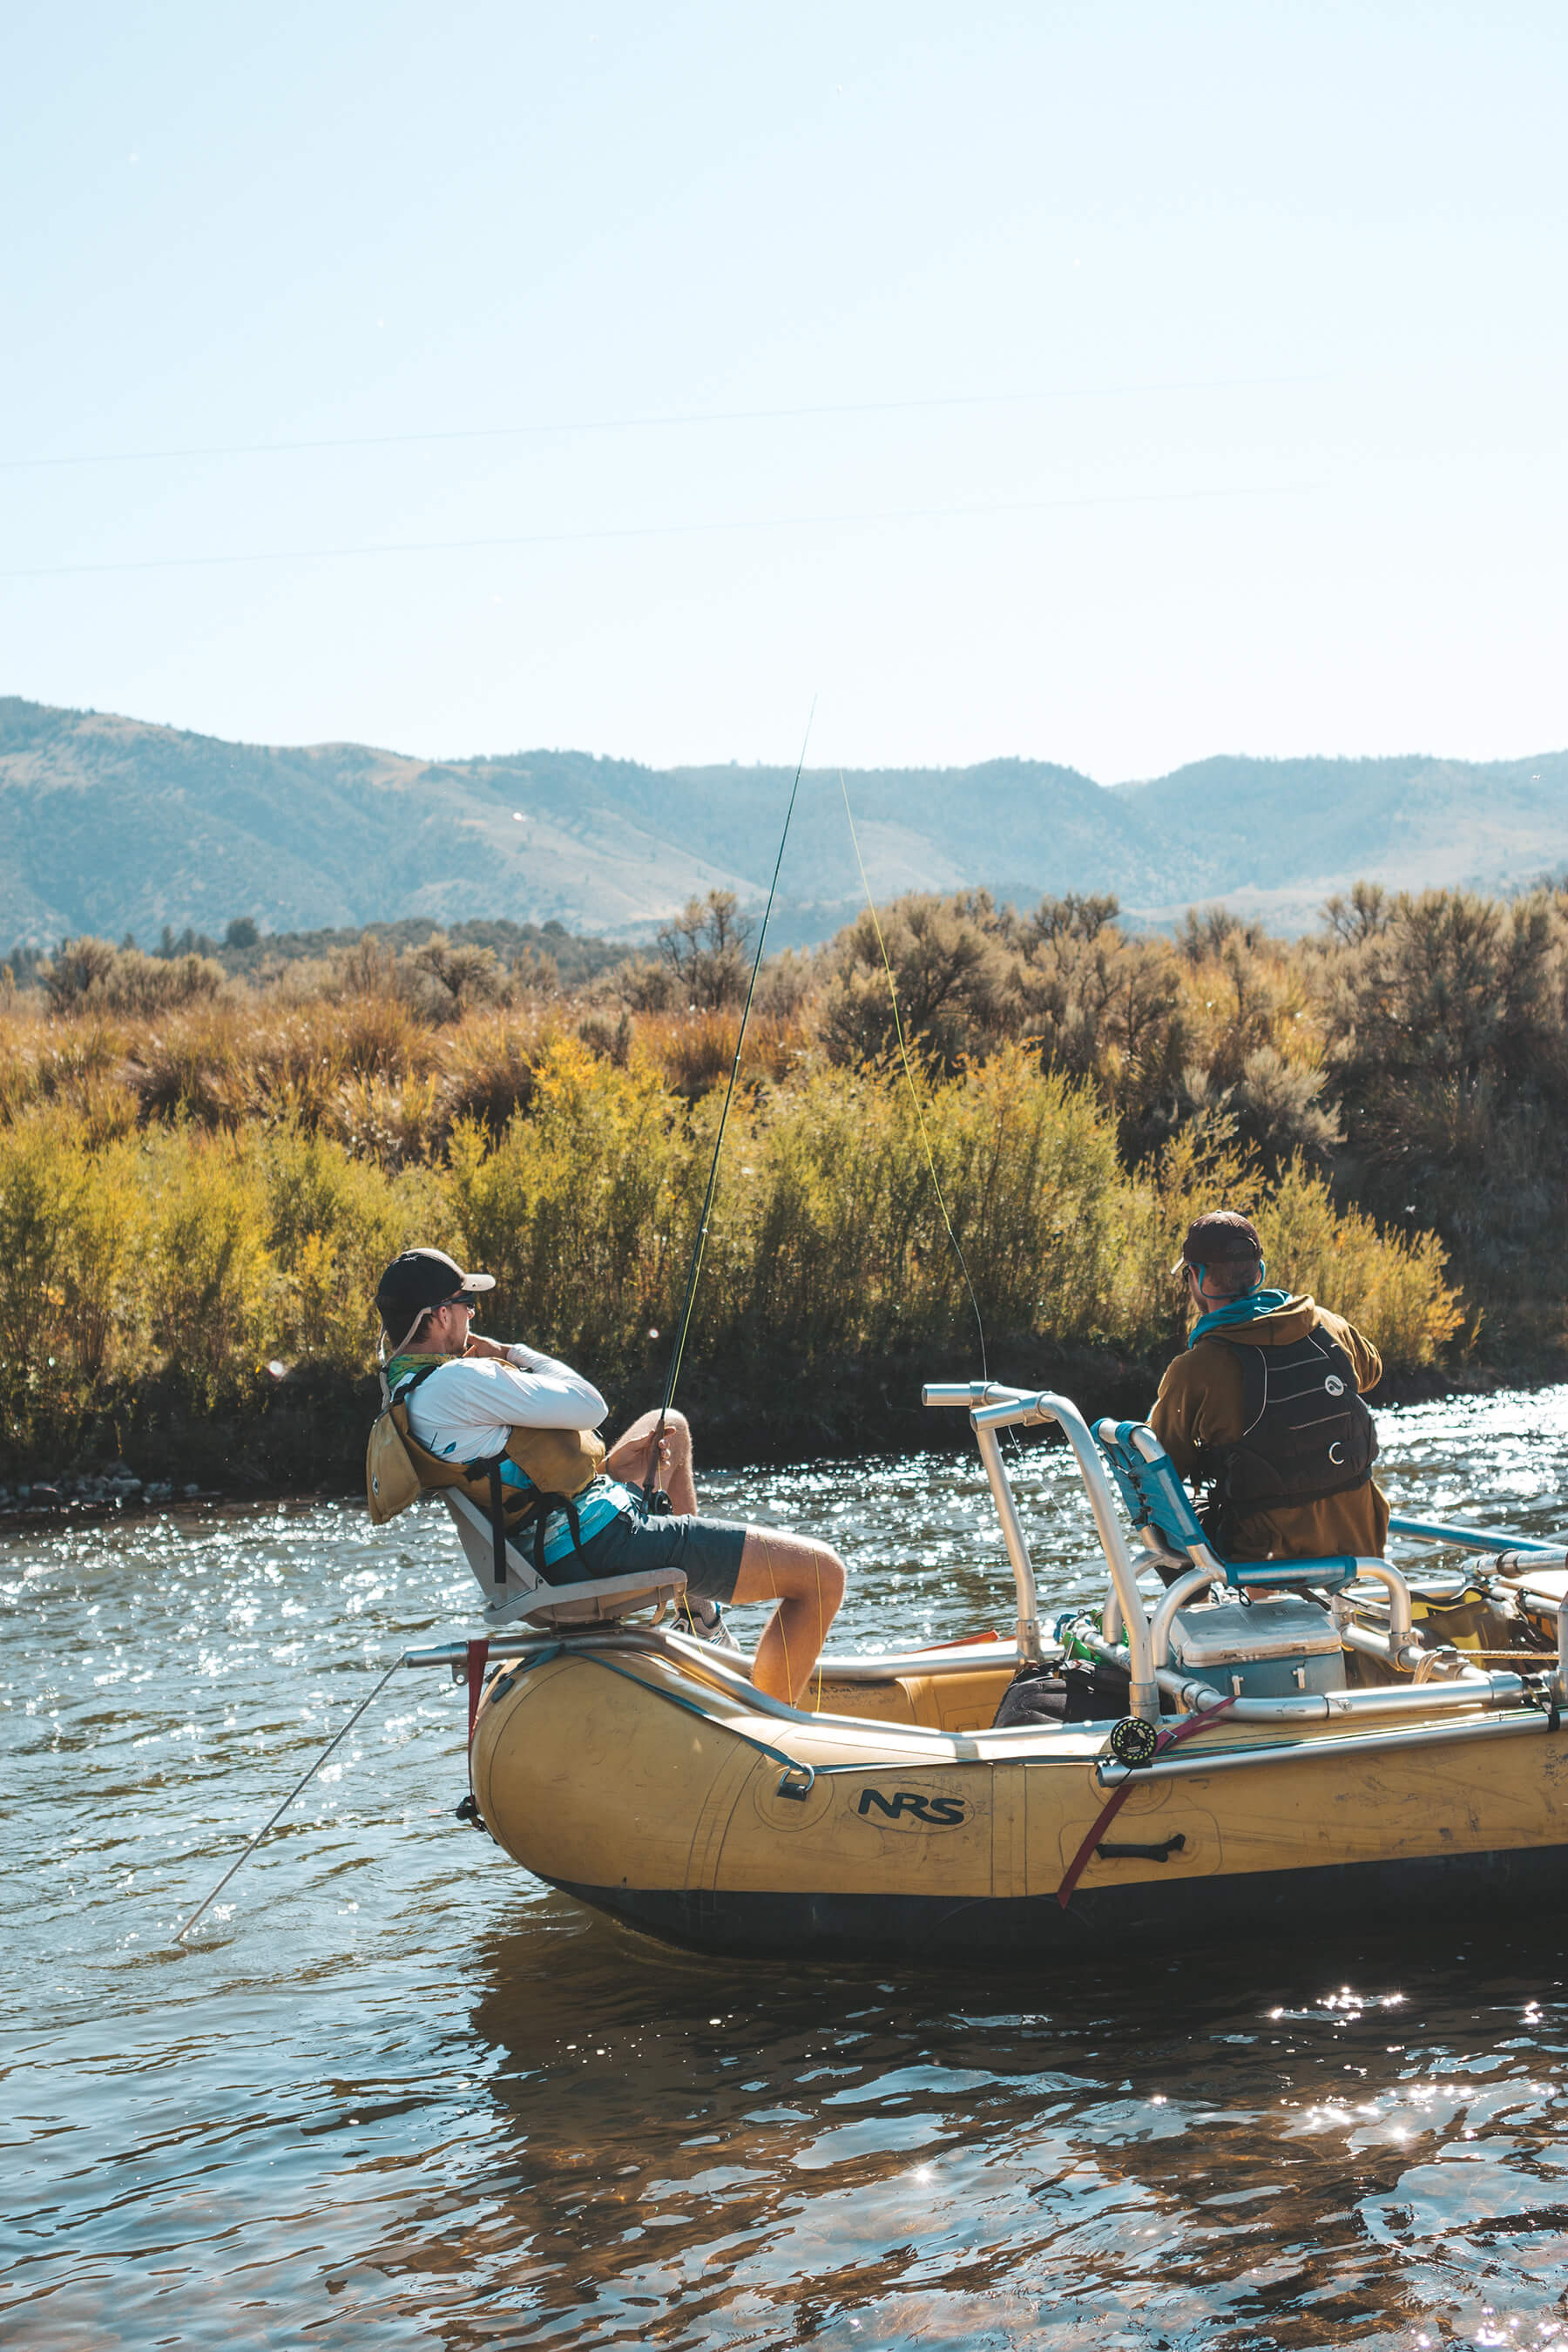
[1206,1325,1378,1538]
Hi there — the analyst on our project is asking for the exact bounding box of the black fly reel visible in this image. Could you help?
[1107,1715,1161,1769]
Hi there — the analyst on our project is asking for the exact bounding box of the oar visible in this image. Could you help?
[1389,1513,1565,1558]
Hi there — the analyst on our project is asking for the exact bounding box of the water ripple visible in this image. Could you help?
[5,1386,1568,2346]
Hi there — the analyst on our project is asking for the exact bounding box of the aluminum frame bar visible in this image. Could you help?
[1095,1705,1552,1785]
[1389,1512,1564,1557]
[968,1389,1158,1717]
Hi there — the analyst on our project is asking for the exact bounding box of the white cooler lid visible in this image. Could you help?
[1171,1593,1342,1666]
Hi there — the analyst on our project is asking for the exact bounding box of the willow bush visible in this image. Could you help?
[0,1114,149,1444]
[0,1108,434,1448]
[260,1125,438,1369]
[146,1132,277,1407]
[0,1016,1466,1467]
[444,1040,1460,1382]
[1253,1159,1466,1364]
[446,1039,683,1363]
[696,1053,1128,1360]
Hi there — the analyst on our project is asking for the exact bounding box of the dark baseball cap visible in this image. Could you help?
[1171,1211,1262,1277]
[375,1247,496,1327]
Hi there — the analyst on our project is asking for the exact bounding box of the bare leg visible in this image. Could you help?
[735,1528,846,1707]
[601,1415,846,1700]
[603,1409,697,1514]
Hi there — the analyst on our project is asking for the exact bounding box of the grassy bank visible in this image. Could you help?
[0,1017,1461,1493]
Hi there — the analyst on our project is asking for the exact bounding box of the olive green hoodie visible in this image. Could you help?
[1148,1294,1389,1563]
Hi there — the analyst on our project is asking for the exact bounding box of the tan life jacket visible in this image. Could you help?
[365,1356,608,1588]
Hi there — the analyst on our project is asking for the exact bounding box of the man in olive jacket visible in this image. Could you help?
[1149,1209,1389,1563]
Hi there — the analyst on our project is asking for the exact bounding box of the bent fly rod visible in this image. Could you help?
[644,700,815,1489]
[175,704,815,1946]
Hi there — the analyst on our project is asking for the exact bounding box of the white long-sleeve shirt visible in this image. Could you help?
[399,1344,607,1468]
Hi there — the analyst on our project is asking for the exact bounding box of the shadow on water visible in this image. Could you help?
[358,1901,1568,2352]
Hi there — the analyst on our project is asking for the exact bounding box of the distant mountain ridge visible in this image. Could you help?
[0,695,1563,948]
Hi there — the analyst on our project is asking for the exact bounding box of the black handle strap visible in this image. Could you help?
[487,1463,507,1588]
[1095,1833,1186,1862]
[469,1460,591,1593]
[531,1492,585,1585]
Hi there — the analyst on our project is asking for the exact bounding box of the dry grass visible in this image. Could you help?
[3,883,1544,1465]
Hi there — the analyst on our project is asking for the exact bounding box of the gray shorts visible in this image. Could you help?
[556,1497,749,1605]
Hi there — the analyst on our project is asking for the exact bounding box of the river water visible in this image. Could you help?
[6,1386,1568,2350]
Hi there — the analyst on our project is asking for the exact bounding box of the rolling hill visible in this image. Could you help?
[0,696,1562,948]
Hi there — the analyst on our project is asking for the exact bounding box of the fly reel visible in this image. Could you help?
[1107,1716,1160,1769]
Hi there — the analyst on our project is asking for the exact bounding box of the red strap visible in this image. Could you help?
[1057,1697,1235,1910]
[466,1639,490,1751]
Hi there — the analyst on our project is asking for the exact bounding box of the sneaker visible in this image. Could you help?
[681,1594,742,1654]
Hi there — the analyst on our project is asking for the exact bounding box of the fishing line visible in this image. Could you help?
[171,1649,408,1945]
[3,369,1328,473]
[838,771,989,1382]
[646,699,816,1482]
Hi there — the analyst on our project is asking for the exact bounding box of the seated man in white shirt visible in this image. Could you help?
[375,1249,845,1707]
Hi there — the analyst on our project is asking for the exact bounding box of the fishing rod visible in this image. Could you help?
[644,700,816,1492]
[172,1648,409,1944]
[172,708,816,1944]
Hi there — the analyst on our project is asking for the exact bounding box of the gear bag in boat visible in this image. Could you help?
[991,1656,1179,1728]
[365,1359,607,1587]
[1205,1325,1377,1544]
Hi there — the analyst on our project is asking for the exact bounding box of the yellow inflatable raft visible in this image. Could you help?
[415,1382,1568,1957]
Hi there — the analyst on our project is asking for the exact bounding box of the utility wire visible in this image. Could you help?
[0,370,1328,474]
[2,479,1324,582]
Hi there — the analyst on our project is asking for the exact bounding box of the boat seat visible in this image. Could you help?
[1092,1419,1356,1596]
[443,1490,688,1629]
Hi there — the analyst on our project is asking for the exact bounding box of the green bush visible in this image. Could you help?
[147,1132,276,1406]
[261,1125,436,1370]
[443,1042,1454,1382]
[0,1115,148,1443]
[1254,1158,1463,1369]
[42,937,225,1017]
[0,899,1498,1471]
[447,1038,679,1362]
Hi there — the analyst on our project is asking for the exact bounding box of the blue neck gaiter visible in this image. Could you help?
[1187,1288,1292,1349]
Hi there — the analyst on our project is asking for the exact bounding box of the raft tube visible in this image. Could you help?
[469,1625,1568,1959]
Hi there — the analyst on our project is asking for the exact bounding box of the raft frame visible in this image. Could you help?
[407,1376,1568,1729]
[432,1375,1568,1963]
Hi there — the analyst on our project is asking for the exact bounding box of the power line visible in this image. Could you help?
[2,477,1325,582]
[0,373,1325,475]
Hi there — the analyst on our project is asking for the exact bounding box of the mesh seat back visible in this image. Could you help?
[443,1492,688,1627]
[1096,1419,1208,1552]
[1092,1419,1356,1595]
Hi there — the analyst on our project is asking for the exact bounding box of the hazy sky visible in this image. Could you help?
[4,2,1565,778]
